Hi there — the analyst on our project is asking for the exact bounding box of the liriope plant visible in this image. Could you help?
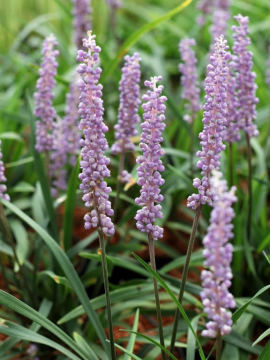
[0,1,269,360]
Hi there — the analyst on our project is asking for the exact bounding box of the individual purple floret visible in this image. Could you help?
[34,34,59,153]
[187,36,231,210]
[106,0,122,8]
[267,46,270,87]
[135,77,167,241]
[210,0,231,42]
[112,53,141,154]
[77,32,114,237]
[0,141,10,201]
[179,38,200,124]
[197,0,213,26]
[201,170,236,338]
[232,15,258,138]
[72,0,92,48]
[119,170,131,183]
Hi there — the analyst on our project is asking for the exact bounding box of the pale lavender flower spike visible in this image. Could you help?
[187,36,231,210]
[0,141,10,201]
[201,170,236,338]
[211,0,231,42]
[77,32,114,237]
[72,0,92,48]
[197,0,213,26]
[179,38,200,124]
[223,58,240,143]
[232,14,259,138]
[34,34,59,153]
[49,80,80,197]
[135,76,167,240]
[112,53,141,154]
[50,116,69,198]
[64,80,81,166]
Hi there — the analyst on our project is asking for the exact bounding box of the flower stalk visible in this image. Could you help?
[135,76,167,359]
[97,227,116,360]
[171,35,231,352]
[232,15,258,243]
[246,133,252,243]
[77,32,115,357]
[148,234,166,360]
[216,333,223,360]
[170,205,201,353]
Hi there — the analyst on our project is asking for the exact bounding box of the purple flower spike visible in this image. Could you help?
[50,116,69,198]
[201,170,236,338]
[0,141,10,201]
[34,34,59,153]
[187,36,231,210]
[135,77,167,241]
[49,81,80,197]
[210,0,231,42]
[72,0,92,48]
[179,38,200,124]
[64,80,81,166]
[232,14,258,138]
[197,0,213,26]
[223,61,240,143]
[112,53,141,154]
[77,32,114,237]
[106,0,122,8]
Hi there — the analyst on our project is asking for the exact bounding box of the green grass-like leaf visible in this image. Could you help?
[0,291,94,360]
[0,320,82,360]
[132,252,206,360]
[253,328,270,346]
[123,308,140,360]
[187,315,200,360]
[113,342,142,360]
[124,330,178,360]
[232,285,270,323]
[58,283,153,325]
[0,298,52,356]
[0,198,109,355]
[258,341,270,360]
[102,0,192,80]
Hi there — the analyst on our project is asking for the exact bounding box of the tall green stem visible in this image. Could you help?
[170,205,202,353]
[113,152,125,222]
[148,234,166,360]
[98,228,116,360]
[246,134,252,244]
[216,333,223,360]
